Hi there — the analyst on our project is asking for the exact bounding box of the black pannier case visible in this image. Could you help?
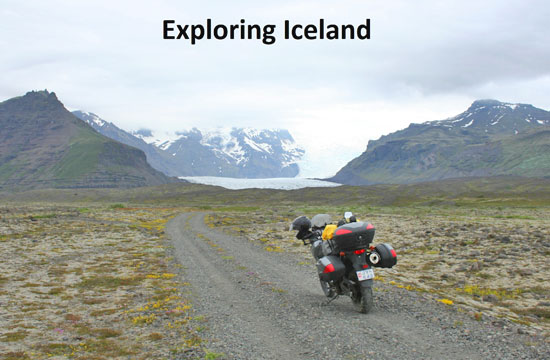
[331,222,375,251]
[373,243,397,268]
[316,255,346,281]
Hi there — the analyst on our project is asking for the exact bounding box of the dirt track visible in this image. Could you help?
[167,212,549,359]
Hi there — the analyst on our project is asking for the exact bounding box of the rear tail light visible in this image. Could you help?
[354,249,366,255]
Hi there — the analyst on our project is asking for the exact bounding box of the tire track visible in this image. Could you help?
[167,213,310,359]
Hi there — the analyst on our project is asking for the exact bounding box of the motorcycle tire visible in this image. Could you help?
[353,286,374,314]
[320,279,335,297]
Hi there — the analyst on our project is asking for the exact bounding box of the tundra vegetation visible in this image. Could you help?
[1,178,550,358]
[0,205,210,359]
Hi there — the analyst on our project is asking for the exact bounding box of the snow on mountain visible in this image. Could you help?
[425,100,550,134]
[132,129,181,150]
[131,127,298,167]
[162,127,305,178]
[73,111,107,127]
[72,110,305,178]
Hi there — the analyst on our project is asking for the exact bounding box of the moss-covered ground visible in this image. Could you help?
[0,205,209,359]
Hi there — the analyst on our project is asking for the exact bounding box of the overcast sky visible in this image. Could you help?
[2,0,550,177]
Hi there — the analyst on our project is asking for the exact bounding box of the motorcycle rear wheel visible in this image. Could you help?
[353,286,374,314]
[320,279,335,297]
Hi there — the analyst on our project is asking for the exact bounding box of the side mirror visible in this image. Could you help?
[344,211,353,221]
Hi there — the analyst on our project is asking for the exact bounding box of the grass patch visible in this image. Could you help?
[1,352,30,360]
[204,351,225,359]
[77,275,144,288]
[265,246,283,253]
[86,339,137,357]
[420,260,439,271]
[90,308,118,317]
[21,303,46,312]
[457,285,522,300]
[66,313,82,322]
[30,213,57,219]
[82,297,105,305]
[212,206,260,212]
[148,332,163,341]
[185,334,203,347]
[492,214,536,220]
[77,327,122,339]
[109,203,126,209]
[1,330,28,342]
[132,314,157,325]
[526,286,548,295]
[36,343,77,357]
[48,287,64,295]
[476,272,494,280]
[513,307,550,319]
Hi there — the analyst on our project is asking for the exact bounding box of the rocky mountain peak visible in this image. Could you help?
[426,99,549,135]
[1,90,64,115]
[0,90,175,189]
[23,89,58,101]
[468,99,508,109]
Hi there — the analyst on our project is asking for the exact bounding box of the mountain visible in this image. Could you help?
[330,99,550,185]
[0,91,175,190]
[73,111,305,178]
[72,111,175,176]
[143,127,305,178]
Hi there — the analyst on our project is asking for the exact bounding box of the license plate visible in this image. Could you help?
[357,268,375,281]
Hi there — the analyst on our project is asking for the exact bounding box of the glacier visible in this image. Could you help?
[180,176,341,190]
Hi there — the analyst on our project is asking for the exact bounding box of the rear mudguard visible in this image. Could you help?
[360,278,374,289]
[346,251,374,289]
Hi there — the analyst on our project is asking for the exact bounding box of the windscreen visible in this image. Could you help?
[311,214,331,228]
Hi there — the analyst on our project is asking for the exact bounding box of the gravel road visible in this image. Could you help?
[167,212,549,359]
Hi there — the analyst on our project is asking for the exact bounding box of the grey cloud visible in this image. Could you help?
[2,0,550,177]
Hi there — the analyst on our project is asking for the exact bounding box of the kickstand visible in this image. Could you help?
[324,294,339,305]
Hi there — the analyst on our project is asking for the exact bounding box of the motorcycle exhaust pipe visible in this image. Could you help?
[369,252,380,265]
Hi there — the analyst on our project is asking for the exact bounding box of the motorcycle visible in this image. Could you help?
[290,213,397,313]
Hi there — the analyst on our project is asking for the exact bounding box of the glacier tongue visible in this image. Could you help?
[180,176,340,190]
